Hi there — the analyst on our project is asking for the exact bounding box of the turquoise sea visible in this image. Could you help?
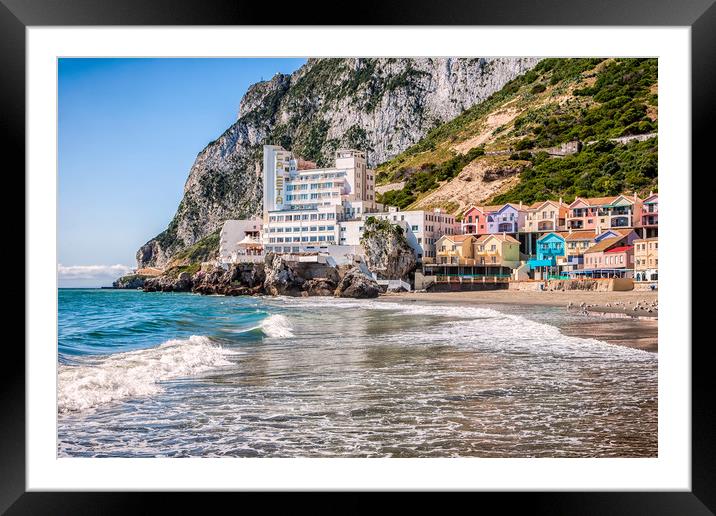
[58,289,657,457]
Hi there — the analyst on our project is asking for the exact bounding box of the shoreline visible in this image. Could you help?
[380,290,658,353]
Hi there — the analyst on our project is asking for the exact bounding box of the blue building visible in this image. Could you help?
[527,232,566,278]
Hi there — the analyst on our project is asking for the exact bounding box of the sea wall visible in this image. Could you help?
[509,278,634,292]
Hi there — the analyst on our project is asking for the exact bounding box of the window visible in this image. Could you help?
[411,225,418,231]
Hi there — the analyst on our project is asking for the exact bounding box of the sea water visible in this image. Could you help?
[57,289,657,457]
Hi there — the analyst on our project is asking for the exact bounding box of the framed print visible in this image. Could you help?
[6,0,712,511]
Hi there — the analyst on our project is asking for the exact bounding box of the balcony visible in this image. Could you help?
[567,219,584,229]
[641,215,658,227]
[497,223,516,233]
[611,216,631,227]
[537,220,556,231]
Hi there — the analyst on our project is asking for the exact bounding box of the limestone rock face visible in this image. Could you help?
[262,253,306,296]
[334,267,380,299]
[143,273,193,293]
[137,57,540,268]
[360,218,416,280]
[301,278,338,297]
[191,263,266,296]
[112,275,147,289]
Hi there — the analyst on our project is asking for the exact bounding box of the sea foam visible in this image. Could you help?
[260,314,294,338]
[58,335,234,413]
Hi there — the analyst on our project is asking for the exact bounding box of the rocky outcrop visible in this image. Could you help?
[360,217,416,280]
[112,274,147,289]
[301,278,338,297]
[143,271,193,293]
[192,263,265,296]
[139,255,380,298]
[137,57,540,268]
[334,267,380,299]
[263,254,306,296]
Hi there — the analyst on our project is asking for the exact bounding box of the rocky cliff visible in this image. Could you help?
[360,217,416,280]
[142,255,379,298]
[137,57,540,268]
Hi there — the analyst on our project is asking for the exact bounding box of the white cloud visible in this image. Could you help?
[58,264,133,280]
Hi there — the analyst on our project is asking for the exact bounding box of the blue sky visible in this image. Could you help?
[58,58,307,287]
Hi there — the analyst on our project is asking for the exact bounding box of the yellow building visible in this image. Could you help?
[473,233,521,268]
[634,237,658,281]
[435,234,477,265]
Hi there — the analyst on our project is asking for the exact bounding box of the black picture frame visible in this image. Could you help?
[5,0,710,512]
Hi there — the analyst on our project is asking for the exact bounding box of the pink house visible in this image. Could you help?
[640,192,658,238]
[581,235,635,278]
[566,194,643,232]
[461,206,489,235]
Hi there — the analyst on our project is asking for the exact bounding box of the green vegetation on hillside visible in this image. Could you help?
[374,58,658,212]
[171,230,220,265]
[491,137,657,205]
[510,58,657,148]
[361,216,407,244]
[378,147,485,209]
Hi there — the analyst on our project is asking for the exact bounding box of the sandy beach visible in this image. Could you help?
[381,289,658,352]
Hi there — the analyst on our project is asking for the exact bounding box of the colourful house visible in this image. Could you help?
[579,234,635,278]
[557,230,599,271]
[527,232,566,278]
[566,194,643,232]
[435,234,477,265]
[473,233,521,268]
[640,192,658,238]
[634,237,658,281]
[522,199,569,233]
[461,206,489,235]
[484,203,527,234]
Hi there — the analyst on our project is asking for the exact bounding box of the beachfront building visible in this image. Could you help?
[566,194,644,232]
[579,234,635,278]
[473,233,521,268]
[262,145,382,255]
[634,237,658,281]
[367,207,458,262]
[460,206,489,235]
[436,234,477,265]
[640,192,658,238]
[522,199,568,233]
[527,232,566,279]
[219,217,264,263]
[556,230,599,273]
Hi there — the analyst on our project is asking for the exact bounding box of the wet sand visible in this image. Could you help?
[381,290,658,352]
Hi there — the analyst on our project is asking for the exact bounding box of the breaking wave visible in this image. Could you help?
[260,314,294,338]
[58,335,235,413]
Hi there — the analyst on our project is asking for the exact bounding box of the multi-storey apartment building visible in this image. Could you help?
[581,234,635,278]
[523,199,569,233]
[634,237,658,281]
[473,234,521,268]
[566,194,643,232]
[436,235,477,265]
[461,206,488,235]
[262,145,381,254]
[640,193,658,238]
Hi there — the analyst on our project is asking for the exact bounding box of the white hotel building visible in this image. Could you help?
[261,144,458,262]
[262,145,380,254]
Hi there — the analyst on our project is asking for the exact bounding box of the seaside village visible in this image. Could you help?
[217,145,658,292]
